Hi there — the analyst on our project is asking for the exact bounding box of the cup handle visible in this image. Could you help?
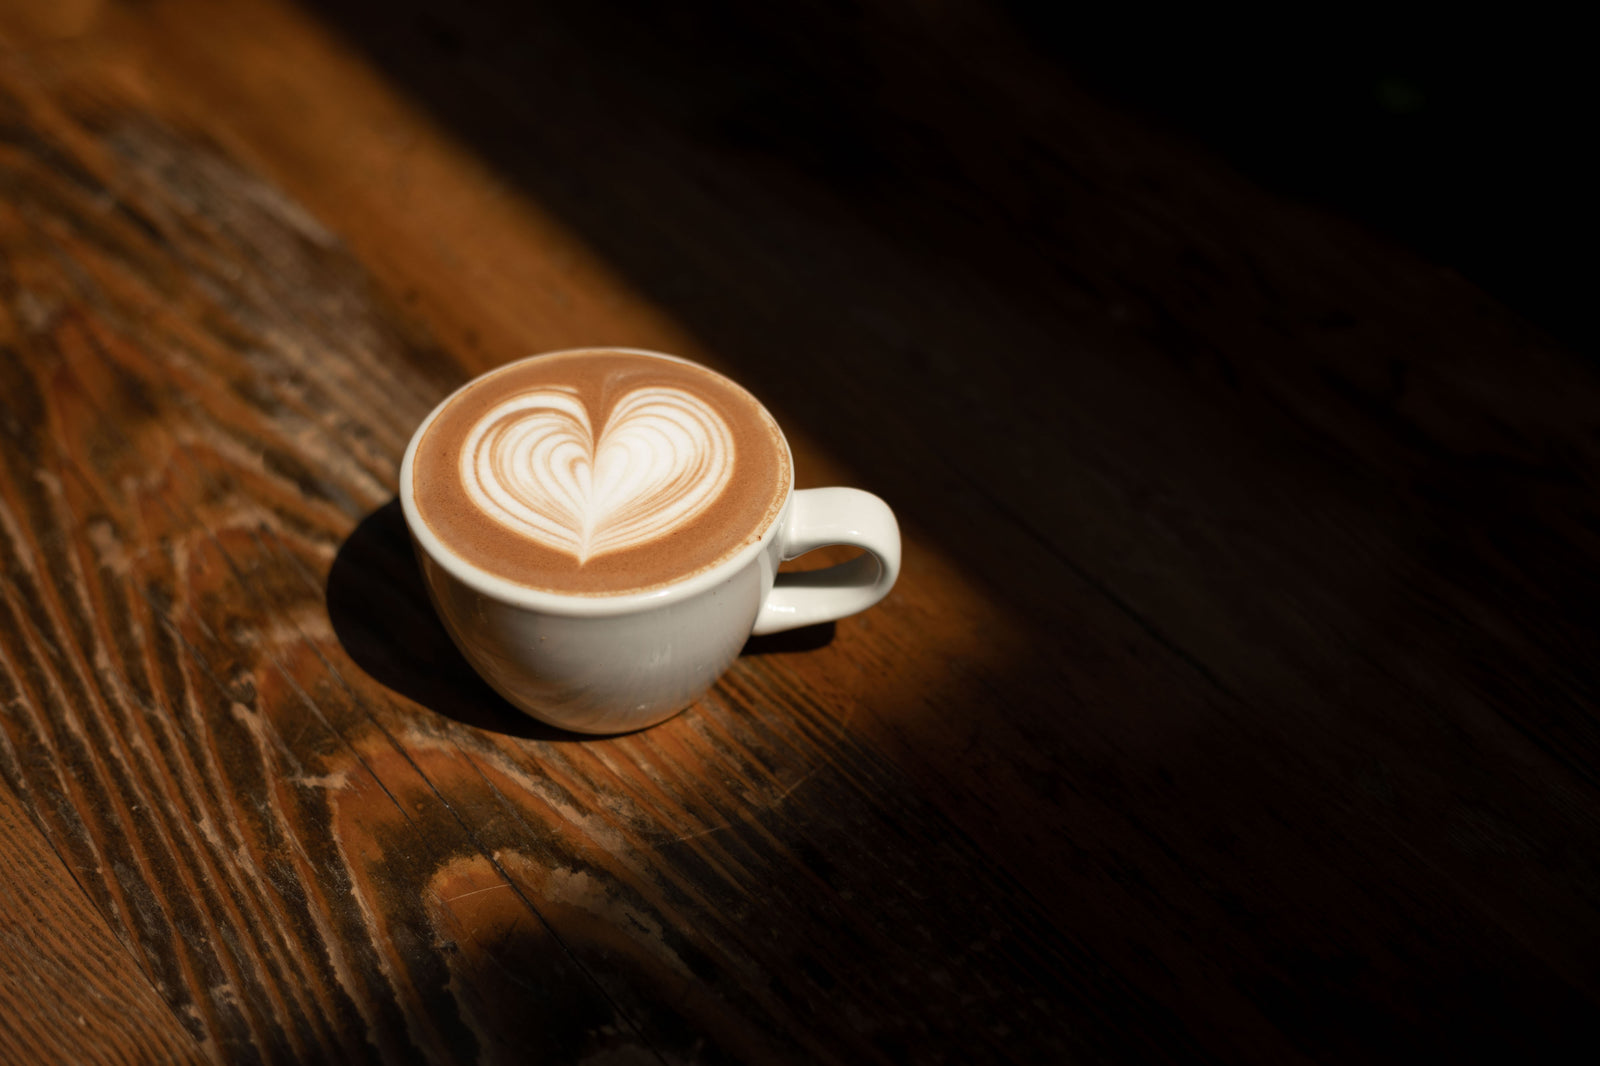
[752,487,901,636]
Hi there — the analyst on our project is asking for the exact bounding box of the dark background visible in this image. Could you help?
[1021,5,1589,352]
[304,0,1592,354]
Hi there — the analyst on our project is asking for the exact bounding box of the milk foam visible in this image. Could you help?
[460,384,736,563]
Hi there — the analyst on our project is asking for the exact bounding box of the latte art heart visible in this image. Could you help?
[461,386,736,563]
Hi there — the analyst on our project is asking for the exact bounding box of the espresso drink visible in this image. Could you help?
[411,349,791,595]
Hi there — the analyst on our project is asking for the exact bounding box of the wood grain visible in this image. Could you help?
[2,1,1599,1063]
[0,778,206,1063]
[0,23,1119,1064]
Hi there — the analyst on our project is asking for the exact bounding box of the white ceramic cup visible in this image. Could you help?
[399,349,901,734]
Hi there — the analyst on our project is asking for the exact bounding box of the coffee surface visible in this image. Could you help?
[412,350,790,595]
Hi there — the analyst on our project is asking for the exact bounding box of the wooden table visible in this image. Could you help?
[3,2,1596,1062]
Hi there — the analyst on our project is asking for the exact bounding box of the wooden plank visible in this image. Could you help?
[0,777,206,1063]
[0,29,1175,1064]
[2,1,1597,1063]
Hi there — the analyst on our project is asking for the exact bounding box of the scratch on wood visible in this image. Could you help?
[440,882,513,905]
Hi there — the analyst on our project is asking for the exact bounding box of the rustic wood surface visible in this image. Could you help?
[2,1,1597,1062]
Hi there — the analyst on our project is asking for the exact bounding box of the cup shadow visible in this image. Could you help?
[325,498,573,739]
[741,622,835,656]
[326,499,836,738]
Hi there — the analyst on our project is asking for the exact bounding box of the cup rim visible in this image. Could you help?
[398,347,794,617]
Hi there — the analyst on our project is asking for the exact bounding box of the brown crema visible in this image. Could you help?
[411,350,791,595]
